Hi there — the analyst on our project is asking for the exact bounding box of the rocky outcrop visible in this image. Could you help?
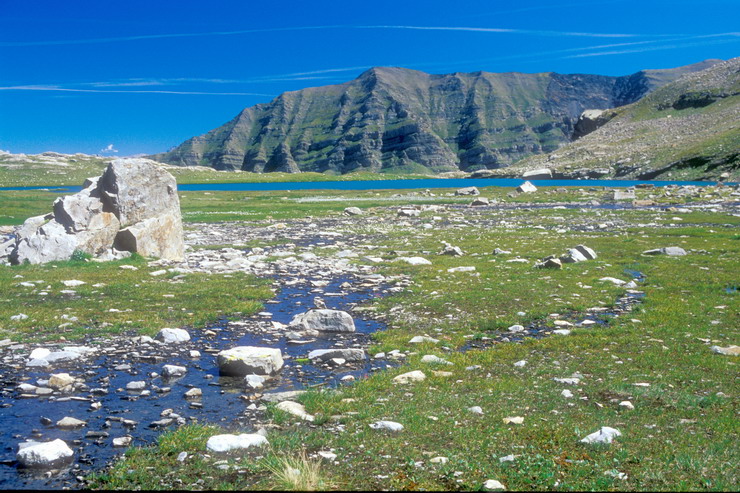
[151,62,719,174]
[6,159,184,264]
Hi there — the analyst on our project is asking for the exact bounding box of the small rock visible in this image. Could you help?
[155,328,190,343]
[56,417,87,428]
[112,436,132,447]
[393,370,426,384]
[580,426,622,444]
[482,479,506,491]
[710,345,740,356]
[162,365,187,378]
[619,401,635,410]
[206,433,268,453]
[503,416,524,425]
[369,420,403,432]
[468,406,484,415]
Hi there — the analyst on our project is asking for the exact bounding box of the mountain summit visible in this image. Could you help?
[150,60,721,174]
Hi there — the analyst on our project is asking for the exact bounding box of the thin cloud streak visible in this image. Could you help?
[566,36,740,58]
[0,24,679,48]
[0,85,274,96]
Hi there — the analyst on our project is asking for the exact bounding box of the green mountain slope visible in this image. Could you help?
[506,57,740,181]
[151,60,720,174]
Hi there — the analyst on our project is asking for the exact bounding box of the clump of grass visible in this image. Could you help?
[265,451,334,491]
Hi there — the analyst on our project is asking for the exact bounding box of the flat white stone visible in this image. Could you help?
[206,433,268,453]
[369,420,403,432]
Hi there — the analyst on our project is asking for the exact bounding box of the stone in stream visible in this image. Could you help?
[244,374,266,390]
[289,309,356,333]
[307,348,366,362]
[162,364,187,378]
[206,433,268,453]
[155,327,190,343]
[16,439,74,469]
[217,346,284,376]
[112,436,133,448]
[56,417,87,428]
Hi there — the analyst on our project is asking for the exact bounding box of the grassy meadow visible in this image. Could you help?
[0,183,737,490]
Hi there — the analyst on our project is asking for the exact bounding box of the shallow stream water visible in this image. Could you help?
[0,274,393,489]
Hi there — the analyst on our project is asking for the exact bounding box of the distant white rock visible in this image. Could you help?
[395,256,432,266]
[393,370,426,384]
[517,181,537,193]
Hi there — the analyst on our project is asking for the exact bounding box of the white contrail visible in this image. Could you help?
[0,85,274,96]
[0,24,681,48]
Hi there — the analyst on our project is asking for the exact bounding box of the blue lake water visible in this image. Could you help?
[0,177,733,194]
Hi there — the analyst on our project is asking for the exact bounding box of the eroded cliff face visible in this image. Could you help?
[151,61,720,174]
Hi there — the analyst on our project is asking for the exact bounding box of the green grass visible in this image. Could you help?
[0,253,272,342]
[85,186,738,491]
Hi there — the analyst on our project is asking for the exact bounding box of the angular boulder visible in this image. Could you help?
[289,309,356,333]
[517,181,537,193]
[522,168,552,180]
[16,439,74,468]
[9,158,184,264]
[217,346,284,376]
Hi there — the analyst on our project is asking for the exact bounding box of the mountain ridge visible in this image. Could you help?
[150,59,723,174]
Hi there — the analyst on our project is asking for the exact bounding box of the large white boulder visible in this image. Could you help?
[16,439,74,468]
[217,346,284,376]
[114,213,184,260]
[289,309,356,333]
[516,181,538,193]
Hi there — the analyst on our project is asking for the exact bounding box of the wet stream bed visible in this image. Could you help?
[0,274,396,489]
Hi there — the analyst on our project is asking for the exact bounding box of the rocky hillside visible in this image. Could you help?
[504,57,740,181]
[150,61,720,174]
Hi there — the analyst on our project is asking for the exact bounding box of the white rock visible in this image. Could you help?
[126,381,146,391]
[162,364,187,378]
[369,420,403,432]
[56,417,87,428]
[393,370,426,384]
[599,277,626,286]
[276,401,315,422]
[289,309,356,333]
[307,348,366,362]
[318,451,337,461]
[517,181,537,193]
[28,348,51,360]
[155,327,190,343]
[48,373,76,389]
[395,256,432,266]
[513,360,527,367]
[16,439,74,468]
[61,280,86,287]
[245,374,266,389]
[217,346,284,376]
[113,436,132,447]
[468,406,484,415]
[619,401,635,410]
[206,433,268,453]
[554,377,580,385]
[430,456,449,464]
[482,479,506,491]
[508,324,525,333]
[447,266,476,273]
[553,329,571,336]
[561,389,574,398]
[421,355,453,365]
[409,336,439,344]
[580,426,622,444]
[11,313,29,321]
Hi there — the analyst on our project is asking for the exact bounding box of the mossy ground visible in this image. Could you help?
[1,184,737,490]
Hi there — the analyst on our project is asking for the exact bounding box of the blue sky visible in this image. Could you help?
[1,0,738,156]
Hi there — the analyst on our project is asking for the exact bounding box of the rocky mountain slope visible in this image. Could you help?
[504,57,739,181]
[150,60,720,174]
